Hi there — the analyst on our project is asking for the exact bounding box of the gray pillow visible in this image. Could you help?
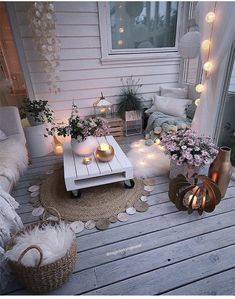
[186,102,197,120]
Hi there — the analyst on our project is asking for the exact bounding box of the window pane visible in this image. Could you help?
[110,1,178,50]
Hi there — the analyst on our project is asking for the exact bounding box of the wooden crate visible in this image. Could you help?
[106,116,124,138]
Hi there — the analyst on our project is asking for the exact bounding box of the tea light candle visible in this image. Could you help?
[100,143,110,151]
[83,157,92,165]
[55,144,63,154]
[188,194,199,209]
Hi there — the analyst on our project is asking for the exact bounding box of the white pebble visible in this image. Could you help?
[140,196,148,202]
[28,185,40,193]
[126,207,136,215]
[32,206,44,217]
[144,185,154,192]
[84,220,96,230]
[70,221,84,233]
[30,191,40,198]
[117,213,129,222]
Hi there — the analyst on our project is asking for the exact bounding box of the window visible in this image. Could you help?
[98,1,184,63]
[110,2,178,50]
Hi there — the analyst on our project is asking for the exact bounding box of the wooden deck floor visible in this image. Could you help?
[3,136,235,295]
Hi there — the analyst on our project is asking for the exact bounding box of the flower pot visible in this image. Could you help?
[71,136,98,157]
[26,112,44,126]
[169,160,202,180]
[208,146,232,197]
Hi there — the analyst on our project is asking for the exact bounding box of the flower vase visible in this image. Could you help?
[169,160,202,181]
[27,112,44,126]
[71,136,98,157]
[208,146,232,197]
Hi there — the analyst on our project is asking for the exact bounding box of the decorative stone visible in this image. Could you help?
[109,216,118,223]
[28,185,40,193]
[126,207,136,215]
[32,206,45,217]
[144,185,154,192]
[134,200,149,212]
[117,213,129,222]
[85,220,96,230]
[95,219,110,230]
[70,221,85,233]
[140,195,148,202]
[30,191,40,198]
[143,178,157,186]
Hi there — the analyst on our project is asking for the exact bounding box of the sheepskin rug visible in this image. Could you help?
[0,137,28,183]
[127,139,170,179]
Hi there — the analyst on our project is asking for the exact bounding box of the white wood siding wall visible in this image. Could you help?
[13,2,181,121]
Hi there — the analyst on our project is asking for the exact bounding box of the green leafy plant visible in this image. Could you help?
[117,76,143,116]
[20,98,54,123]
[47,104,109,141]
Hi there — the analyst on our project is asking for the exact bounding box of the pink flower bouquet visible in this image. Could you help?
[161,129,218,168]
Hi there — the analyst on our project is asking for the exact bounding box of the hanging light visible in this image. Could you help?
[203,61,213,72]
[205,12,215,23]
[178,30,201,59]
[201,39,211,51]
[195,98,200,106]
[195,84,205,93]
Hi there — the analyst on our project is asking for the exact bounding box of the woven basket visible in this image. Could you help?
[5,207,77,293]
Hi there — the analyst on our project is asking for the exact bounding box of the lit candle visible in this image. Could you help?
[188,194,198,209]
[211,171,219,183]
[99,107,106,113]
[55,144,63,154]
[83,157,92,165]
[100,143,110,151]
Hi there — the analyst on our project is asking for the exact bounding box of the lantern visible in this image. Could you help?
[93,92,113,118]
[169,174,221,215]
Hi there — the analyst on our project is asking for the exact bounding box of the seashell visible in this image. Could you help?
[126,207,136,215]
[144,185,154,192]
[30,191,39,198]
[28,185,40,193]
[84,220,96,230]
[117,213,129,222]
[32,206,44,217]
[69,221,84,233]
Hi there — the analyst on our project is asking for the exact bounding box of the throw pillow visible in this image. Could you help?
[0,129,7,141]
[160,86,188,99]
[147,95,192,118]
[186,102,197,120]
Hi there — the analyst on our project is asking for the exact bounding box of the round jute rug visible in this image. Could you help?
[40,169,144,222]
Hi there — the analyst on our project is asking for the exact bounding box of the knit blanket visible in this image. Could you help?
[145,111,192,134]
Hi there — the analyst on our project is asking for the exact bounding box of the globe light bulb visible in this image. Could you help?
[205,12,215,23]
[119,27,124,33]
[195,98,200,106]
[203,61,213,72]
[195,84,205,93]
[118,39,123,46]
[201,40,211,50]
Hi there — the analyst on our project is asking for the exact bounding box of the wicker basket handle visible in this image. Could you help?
[42,206,61,222]
[17,245,43,268]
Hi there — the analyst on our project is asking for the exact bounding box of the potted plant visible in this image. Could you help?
[20,98,54,126]
[47,104,109,156]
[117,76,144,121]
[160,129,218,179]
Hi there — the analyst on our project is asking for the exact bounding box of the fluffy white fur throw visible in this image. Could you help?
[6,222,75,267]
[0,137,28,183]
[127,139,170,179]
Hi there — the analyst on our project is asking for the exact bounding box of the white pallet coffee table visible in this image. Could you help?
[63,135,134,197]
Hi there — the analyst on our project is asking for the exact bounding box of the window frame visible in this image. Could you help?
[98,1,185,64]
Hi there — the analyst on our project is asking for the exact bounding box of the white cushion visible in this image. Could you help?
[160,86,188,99]
[146,95,193,118]
[0,129,8,141]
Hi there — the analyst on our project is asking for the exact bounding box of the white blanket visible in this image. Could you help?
[0,137,28,183]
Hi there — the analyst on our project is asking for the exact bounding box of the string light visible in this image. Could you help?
[205,12,215,23]
[118,40,123,46]
[155,138,160,145]
[195,98,200,106]
[195,84,205,93]
[201,39,211,51]
[147,153,154,159]
[119,27,124,33]
[203,61,213,72]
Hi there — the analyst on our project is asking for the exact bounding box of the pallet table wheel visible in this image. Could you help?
[124,179,135,189]
[71,189,81,198]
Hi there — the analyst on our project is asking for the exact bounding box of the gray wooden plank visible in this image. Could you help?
[86,244,235,295]
[165,268,235,295]
[76,210,235,271]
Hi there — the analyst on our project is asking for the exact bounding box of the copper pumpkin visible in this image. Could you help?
[169,174,221,215]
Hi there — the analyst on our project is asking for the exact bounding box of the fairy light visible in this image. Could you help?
[118,40,123,46]
[147,153,154,159]
[203,61,213,72]
[201,39,211,51]
[195,98,200,106]
[155,138,161,145]
[139,160,145,166]
[205,12,215,23]
[195,84,205,93]
[138,148,144,152]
